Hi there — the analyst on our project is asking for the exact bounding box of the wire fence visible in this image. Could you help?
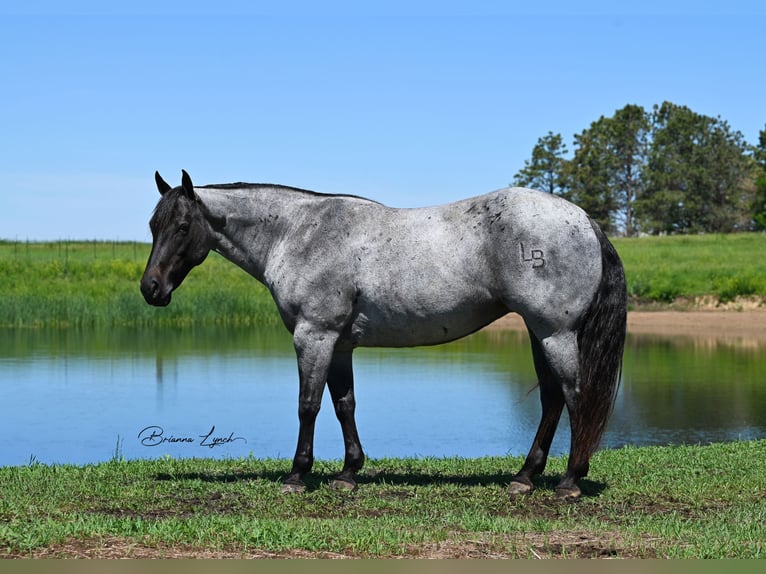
[0,239,149,264]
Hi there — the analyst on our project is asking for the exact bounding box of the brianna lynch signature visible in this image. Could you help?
[137,425,247,449]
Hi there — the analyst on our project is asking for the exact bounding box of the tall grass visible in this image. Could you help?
[0,240,280,328]
[1,234,765,328]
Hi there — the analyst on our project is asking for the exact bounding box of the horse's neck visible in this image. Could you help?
[196,186,295,284]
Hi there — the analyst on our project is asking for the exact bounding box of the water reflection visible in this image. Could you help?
[612,333,766,448]
[0,326,764,467]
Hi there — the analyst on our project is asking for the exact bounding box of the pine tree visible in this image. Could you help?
[752,126,766,230]
[563,105,649,236]
[639,102,752,233]
[511,132,568,195]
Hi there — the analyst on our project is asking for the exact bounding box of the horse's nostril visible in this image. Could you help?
[140,274,162,302]
[141,272,172,306]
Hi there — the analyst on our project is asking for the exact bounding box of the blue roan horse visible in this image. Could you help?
[141,170,627,499]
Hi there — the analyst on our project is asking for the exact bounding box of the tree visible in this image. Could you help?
[563,104,649,236]
[514,101,756,235]
[512,131,568,195]
[637,102,752,234]
[752,126,766,230]
[563,120,616,233]
[607,105,650,237]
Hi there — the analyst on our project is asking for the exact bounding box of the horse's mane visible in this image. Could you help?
[198,182,381,204]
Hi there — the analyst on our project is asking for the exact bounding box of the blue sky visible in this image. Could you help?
[1,1,764,241]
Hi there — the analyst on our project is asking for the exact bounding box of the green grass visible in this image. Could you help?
[612,233,766,304]
[0,240,280,328]
[1,234,765,327]
[1,441,764,558]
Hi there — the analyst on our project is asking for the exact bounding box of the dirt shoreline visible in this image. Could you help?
[485,309,766,343]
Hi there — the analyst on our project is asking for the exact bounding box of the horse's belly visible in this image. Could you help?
[346,299,508,348]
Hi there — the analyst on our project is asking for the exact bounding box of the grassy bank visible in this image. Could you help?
[1,440,764,558]
[1,234,765,327]
[0,240,279,328]
[612,233,766,304]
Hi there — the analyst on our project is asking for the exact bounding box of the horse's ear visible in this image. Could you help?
[155,171,172,195]
[181,169,196,200]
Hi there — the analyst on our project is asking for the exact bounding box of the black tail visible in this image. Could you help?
[574,219,627,457]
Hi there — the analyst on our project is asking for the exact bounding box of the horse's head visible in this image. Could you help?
[140,170,214,306]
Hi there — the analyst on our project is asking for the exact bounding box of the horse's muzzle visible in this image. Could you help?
[140,274,172,307]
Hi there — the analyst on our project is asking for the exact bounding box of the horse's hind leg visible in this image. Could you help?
[509,331,565,496]
[326,349,365,490]
[556,375,596,500]
[531,331,593,500]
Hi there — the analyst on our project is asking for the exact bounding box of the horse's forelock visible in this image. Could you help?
[150,188,187,232]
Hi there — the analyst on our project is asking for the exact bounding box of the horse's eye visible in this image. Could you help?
[177,224,190,235]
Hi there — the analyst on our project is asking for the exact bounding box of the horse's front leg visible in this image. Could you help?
[327,349,365,490]
[281,324,339,493]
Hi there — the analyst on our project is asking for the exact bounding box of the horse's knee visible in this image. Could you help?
[333,395,356,420]
[298,399,321,422]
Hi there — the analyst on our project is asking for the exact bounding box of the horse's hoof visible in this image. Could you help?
[280,482,306,494]
[507,479,534,497]
[331,478,357,491]
[554,485,581,501]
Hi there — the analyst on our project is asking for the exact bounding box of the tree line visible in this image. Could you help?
[512,101,766,236]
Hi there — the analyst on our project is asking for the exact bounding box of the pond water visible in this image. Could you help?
[1,325,765,467]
